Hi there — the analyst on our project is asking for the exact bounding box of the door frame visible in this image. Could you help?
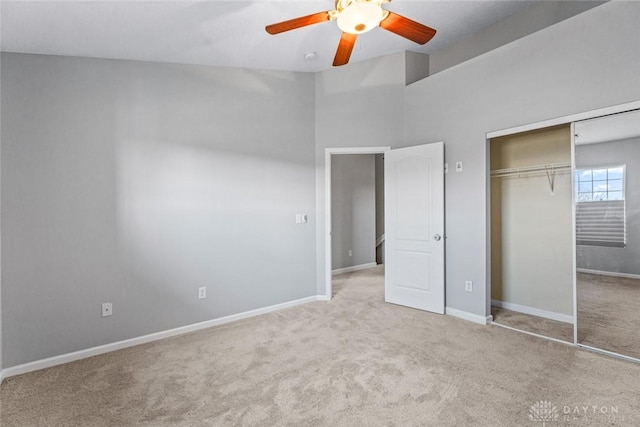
[485,99,640,341]
[325,146,391,300]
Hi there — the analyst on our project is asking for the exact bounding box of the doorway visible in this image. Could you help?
[330,153,384,278]
[325,147,390,300]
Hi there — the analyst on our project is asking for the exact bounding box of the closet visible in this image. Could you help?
[489,125,574,342]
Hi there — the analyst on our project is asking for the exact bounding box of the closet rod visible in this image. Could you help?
[490,162,571,178]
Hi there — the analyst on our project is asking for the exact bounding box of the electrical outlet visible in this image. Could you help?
[465,281,473,292]
[198,287,207,299]
[348,249,353,257]
[456,161,463,172]
[102,302,112,317]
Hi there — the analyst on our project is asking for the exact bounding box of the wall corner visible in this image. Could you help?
[404,51,430,86]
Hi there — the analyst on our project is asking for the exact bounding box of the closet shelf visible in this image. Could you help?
[490,162,571,178]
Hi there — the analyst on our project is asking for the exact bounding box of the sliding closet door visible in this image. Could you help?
[574,108,640,361]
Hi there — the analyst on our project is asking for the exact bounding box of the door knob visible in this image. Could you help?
[434,234,442,241]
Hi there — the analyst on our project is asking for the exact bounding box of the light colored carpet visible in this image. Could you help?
[491,306,574,343]
[577,272,640,360]
[2,265,639,426]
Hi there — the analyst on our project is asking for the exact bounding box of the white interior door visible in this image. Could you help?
[385,142,445,313]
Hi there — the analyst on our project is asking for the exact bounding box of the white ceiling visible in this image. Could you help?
[1,0,540,72]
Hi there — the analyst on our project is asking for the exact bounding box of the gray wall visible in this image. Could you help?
[1,53,317,367]
[405,52,430,86]
[576,137,640,275]
[429,1,606,75]
[331,154,376,270]
[404,1,640,317]
[314,52,406,294]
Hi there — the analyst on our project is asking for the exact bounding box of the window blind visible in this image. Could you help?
[576,200,626,247]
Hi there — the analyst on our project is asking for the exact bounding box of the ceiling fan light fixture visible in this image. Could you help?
[336,0,387,35]
[265,0,435,67]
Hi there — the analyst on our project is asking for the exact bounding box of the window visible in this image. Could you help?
[575,166,626,247]
[576,166,624,202]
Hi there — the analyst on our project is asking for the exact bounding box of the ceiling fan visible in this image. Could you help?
[265,0,436,67]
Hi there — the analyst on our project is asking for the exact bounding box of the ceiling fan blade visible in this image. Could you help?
[265,11,331,35]
[333,32,358,66]
[379,11,436,45]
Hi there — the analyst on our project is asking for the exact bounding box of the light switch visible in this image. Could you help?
[456,161,463,172]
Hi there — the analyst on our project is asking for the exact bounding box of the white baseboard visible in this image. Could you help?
[332,262,377,276]
[446,306,493,325]
[0,295,325,383]
[492,299,574,324]
[577,268,640,280]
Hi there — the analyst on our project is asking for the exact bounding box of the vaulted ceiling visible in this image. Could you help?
[1,1,547,72]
